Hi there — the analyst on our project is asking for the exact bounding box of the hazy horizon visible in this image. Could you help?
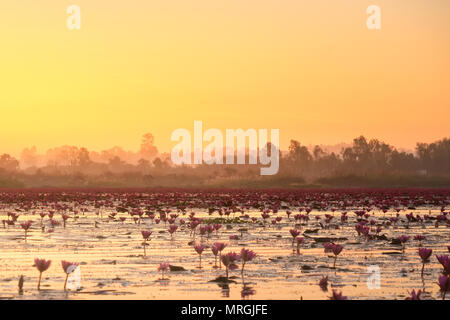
[4,133,433,160]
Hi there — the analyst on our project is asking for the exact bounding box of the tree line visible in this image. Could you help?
[0,135,448,188]
[282,136,450,179]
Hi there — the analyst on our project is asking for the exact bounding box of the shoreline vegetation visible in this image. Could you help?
[0,135,449,188]
[1,175,450,189]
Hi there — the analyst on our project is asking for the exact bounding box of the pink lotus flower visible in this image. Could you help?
[286,210,291,220]
[289,229,300,244]
[34,258,51,273]
[141,230,152,240]
[329,290,347,300]
[199,225,207,237]
[221,252,240,279]
[205,224,214,238]
[61,213,69,228]
[419,248,432,262]
[331,244,343,268]
[158,262,170,280]
[194,244,206,255]
[240,248,256,262]
[34,258,51,290]
[418,247,433,277]
[190,220,200,233]
[141,230,152,256]
[324,243,343,268]
[295,236,304,254]
[213,242,227,268]
[213,223,222,235]
[397,235,410,252]
[319,276,328,291]
[194,244,207,268]
[21,220,32,242]
[211,244,219,256]
[61,260,79,290]
[158,262,169,272]
[436,255,450,275]
[332,244,343,256]
[438,275,450,300]
[21,221,32,231]
[61,260,79,274]
[213,242,227,252]
[324,242,334,253]
[211,244,220,268]
[168,224,178,239]
[240,248,256,277]
[406,289,422,300]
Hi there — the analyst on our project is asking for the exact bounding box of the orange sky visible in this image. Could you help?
[0,0,449,156]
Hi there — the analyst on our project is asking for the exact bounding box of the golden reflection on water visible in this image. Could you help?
[0,207,448,300]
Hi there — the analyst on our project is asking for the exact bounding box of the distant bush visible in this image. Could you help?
[0,176,25,188]
[316,174,450,188]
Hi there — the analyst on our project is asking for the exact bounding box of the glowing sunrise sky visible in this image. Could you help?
[0,0,449,156]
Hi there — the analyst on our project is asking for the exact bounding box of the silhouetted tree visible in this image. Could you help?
[287,140,312,176]
[0,154,19,172]
[140,133,158,160]
[416,138,450,174]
